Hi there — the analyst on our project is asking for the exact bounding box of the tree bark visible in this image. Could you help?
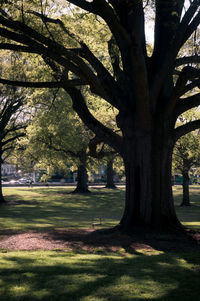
[181,167,191,206]
[105,158,116,189]
[117,112,182,233]
[151,131,181,231]
[73,151,90,194]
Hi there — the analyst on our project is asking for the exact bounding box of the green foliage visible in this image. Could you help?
[0,0,123,179]
[15,88,93,175]
[173,131,200,173]
[173,110,200,174]
[14,83,121,178]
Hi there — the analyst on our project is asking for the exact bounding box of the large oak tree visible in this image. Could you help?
[0,0,200,231]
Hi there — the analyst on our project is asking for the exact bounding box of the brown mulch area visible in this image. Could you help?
[0,228,199,253]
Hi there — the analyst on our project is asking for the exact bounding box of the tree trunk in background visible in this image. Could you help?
[181,167,191,206]
[73,151,90,193]
[0,161,6,204]
[105,158,116,189]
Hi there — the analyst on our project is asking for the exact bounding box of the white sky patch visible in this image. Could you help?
[145,20,154,44]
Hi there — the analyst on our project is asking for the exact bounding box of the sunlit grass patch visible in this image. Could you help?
[1,185,200,231]
[1,187,124,231]
[0,250,199,301]
[173,185,200,230]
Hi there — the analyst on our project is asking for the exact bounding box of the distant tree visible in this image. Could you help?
[105,156,117,189]
[173,130,200,206]
[17,89,93,193]
[88,135,120,188]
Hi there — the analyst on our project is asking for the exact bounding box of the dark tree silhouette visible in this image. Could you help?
[0,87,25,203]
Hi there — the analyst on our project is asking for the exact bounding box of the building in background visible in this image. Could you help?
[1,162,17,176]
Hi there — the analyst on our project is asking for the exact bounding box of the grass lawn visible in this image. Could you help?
[0,187,125,230]
[173,185,200,230]
[0,249,199,301]
[1,185,199,231]
[0,186,199,301]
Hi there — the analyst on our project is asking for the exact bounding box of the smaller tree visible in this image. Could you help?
[88,135,123,188]
[18,89,93,193]
[173,130,200,206]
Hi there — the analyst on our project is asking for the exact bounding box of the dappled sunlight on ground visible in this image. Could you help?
[1,187,125,230]
[0,249,199,301]
[0,187,199,301]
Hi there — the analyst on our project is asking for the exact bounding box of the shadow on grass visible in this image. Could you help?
[1,186,200,235]
[41,227,199,252]
[0,250,199,301]
[0,188,125,230]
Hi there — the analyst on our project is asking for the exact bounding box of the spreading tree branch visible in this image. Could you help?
[0,98,23,132]
[0,26,89,81]
[183,79,200,95]
[173,93,200,119]
[2,131,26,147]
[1,124,26,140]
[64,86,123,155]
[183,11,200,46]
[175,55,200,66]
[150,0,200,104]
[42,59,123,154]
[66,0,96,14]
[68,0,149,105]
[0,15,105,91]
[0,78,85,88]
[174,0,200,50]
[0,43,41,53]
[174,119,200,142]
[168,66,200,115]
[47,135,78,158]
[88,135,115,159]
[108,35,122,80]
[28,10,124,108]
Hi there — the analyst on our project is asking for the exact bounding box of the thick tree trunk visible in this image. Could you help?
[0,161,6,204]
[152,136,181,231]
[120,129,153,230]
[181,169,191,206]
[117,112,182,233]
[105,158,116,189]
[73,152,90,194]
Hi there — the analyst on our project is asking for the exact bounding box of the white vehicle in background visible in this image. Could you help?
[9,179,20,184]
[7,178,34,185]
[18,178,28,184]
[19,178,33,184]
